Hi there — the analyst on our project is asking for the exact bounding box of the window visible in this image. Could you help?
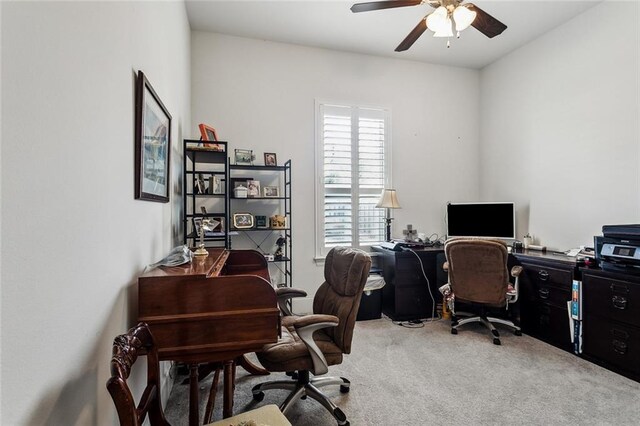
[315,102,391,257]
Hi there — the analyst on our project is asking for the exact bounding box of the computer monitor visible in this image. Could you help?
[446,202,515,239]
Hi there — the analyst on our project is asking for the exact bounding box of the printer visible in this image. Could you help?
[595,224,640,273]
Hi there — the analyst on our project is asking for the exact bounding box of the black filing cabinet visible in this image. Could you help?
[582,269,640,381]
[373,246,442,322]
[515,252,577,353]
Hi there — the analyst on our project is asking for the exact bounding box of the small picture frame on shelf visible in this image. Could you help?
[234,149,254,165]
[255,215,268,228]
[263,186,279,198]
[233,212,254,229]
[198,124,225,152]
[247,180,260,197]
[209,174,223,194]
[210,216,224,232]
[194,174,206,194]
[264,152,277,166]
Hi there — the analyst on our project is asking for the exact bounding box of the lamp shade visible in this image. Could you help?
[426,6,449,33]
[453,5,477,32]
[376,189,402,209]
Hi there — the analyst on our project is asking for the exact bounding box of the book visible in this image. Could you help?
[571,279,582,320]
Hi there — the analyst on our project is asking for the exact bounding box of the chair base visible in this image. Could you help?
[451,313,521,345]
[252,370,351,426]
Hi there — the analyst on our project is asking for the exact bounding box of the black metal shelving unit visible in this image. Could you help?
[228,159,292,288]
[182,139,230,248]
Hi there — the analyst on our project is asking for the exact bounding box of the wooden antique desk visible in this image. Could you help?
[138,248,280,425]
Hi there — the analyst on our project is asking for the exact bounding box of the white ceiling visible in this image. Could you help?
[185,0,603,69]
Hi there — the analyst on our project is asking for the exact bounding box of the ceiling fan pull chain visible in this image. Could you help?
[447,38,451,48]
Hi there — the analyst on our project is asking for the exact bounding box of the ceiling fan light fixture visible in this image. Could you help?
[426,6,449,33]
[432,17,453,38]
[453,5,477,32]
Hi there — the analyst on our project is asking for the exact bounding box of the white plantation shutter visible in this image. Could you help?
[316,103,390,256]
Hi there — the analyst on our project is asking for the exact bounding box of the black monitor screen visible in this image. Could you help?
[447,202,515,239]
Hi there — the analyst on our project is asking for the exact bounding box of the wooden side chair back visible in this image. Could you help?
[106,322,170,426]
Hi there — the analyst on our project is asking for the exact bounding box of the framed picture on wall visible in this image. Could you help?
[134,70,171,203]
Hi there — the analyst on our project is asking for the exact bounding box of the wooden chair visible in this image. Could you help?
[106,322,169,426]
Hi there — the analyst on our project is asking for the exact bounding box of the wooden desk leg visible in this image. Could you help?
[222,360,235,418]
[203,366,221,424]
[189,364,200,426]
[236,354,269,375]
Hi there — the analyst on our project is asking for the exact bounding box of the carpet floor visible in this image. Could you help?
[164,317,640,425]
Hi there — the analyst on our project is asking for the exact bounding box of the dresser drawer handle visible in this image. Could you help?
[612,295,628,310]
[611,328,630,340]
[538,288,550,299]
[612,339,628,355]
[610,283,630,294]
[538,270,549,281]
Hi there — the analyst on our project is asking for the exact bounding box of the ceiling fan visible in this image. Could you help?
[351,0,507,51]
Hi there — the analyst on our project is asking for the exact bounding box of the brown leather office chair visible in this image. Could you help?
[107,322,170,426]
[252,247,371,426]
[442,238,522,345]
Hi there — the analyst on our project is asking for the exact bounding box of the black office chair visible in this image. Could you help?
[441,238,522,345]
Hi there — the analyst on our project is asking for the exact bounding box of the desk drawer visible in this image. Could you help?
[527,303,572,352]
[583,274,640,328]
[583,316,640,376]
[522,263,573,291]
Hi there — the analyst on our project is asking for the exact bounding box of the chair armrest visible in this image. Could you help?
[510,265,523,277]
[508,266,522,305]
[442,261,449,271]
[276,288,308,316]
[293,314,339,375]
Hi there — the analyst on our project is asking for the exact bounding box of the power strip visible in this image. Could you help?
[528,244,547,251]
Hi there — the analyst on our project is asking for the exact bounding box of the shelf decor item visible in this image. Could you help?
[247,180,261,197]
[264,152,277,166]
[235,149,254,165]
[197,123,225,152]
[134,70,171,203]
[233,212,254,229]
[263,186,279,198]
[234,184,248,198]
[255,215,268,228]
[270,215,287,229]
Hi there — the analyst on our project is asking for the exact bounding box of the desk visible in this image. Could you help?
[138,249,280,424]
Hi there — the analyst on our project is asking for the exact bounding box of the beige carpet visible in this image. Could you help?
[165,317,640,425]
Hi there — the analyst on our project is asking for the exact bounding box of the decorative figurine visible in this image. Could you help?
[194,218,214,257]
[274,236,286,260]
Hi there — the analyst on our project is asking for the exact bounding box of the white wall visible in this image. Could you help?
[1,1,190,425]
[480,1,640,251]
[191,32,481,310]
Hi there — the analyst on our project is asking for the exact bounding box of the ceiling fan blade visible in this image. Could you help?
[395,18,427,52]
[466,3,507,38]
[351,0,423,13]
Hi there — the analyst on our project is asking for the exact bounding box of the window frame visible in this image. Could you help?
[314,99,392,260]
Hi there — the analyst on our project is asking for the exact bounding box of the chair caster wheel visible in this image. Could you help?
[253,391,265,401]
[493,338,501,345]
[515,330,522,336]
[340,385,350,393]
[451,328,458,335]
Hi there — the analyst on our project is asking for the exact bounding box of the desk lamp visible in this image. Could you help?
[376,189,402,242]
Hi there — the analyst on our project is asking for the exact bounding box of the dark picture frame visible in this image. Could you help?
[135,70,171,203]
[264,152,277,166]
